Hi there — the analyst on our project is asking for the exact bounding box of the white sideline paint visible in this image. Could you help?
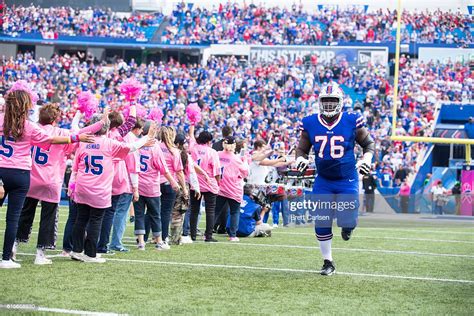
[119,241,473,259]
[12,252,474,284]
[0,305,124,315]
[105,257,474,284]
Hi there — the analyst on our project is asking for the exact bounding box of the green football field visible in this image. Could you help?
[0,208,473,315]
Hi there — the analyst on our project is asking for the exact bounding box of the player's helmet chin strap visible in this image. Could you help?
[319,96,342,117]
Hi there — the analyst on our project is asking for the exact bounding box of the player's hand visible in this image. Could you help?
[144,137,156,147]
[295,156,309,173]
[171,180,180,192]
[101,107,110,125]
[203,173,211,184]
[0,185,5,200]
[133,190,139,202]
[148,122,157,138]
[357,160,371,176]
[78,133,95,143]
[194,190,201,200]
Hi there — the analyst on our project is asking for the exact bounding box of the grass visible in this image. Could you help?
[0,208,473,315]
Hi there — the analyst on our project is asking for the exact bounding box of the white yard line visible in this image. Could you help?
[119,241,473,259]
[216,242,474,258]
[11,252,474,284]
[269,232,474,244]
[104,257,474,284]
[0,304,125,315]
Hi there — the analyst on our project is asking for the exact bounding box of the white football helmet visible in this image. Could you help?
[318,82,344,117]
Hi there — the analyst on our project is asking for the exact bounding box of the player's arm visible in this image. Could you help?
[294,130,312,172]
[355,127,375,175]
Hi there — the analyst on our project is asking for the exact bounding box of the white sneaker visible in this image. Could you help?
[180,236,193,244]
[155,242,170,251]
[70,252,85,262]
[82,255,106,263]
[34,256,52,265]
[229,237,240,242]
[137,243,145,251]
[272,224,279,228]
[0,259,21,269]
[60,250,71,258]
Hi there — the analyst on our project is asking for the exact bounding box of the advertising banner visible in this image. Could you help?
[248,45,388,66]
[460,166,474,216]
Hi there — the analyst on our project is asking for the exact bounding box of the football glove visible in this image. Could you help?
[357,153,373,176]
[295,156,309,173]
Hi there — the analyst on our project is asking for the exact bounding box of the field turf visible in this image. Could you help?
[0,208,473,315]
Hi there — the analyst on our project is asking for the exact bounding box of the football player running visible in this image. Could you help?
[294,82,375,276]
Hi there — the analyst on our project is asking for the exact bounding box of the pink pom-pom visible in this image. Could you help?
[7,80,39,104]
[186,103,202,125]
[120,78,143,102]
[148,107,164,124]
[77,91,99,119]
[123,104,147,119]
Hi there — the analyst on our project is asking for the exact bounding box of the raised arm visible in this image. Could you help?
[117,106,137,137]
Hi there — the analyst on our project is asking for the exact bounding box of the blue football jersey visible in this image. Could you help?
[227,195,261,237]
[302,111,366,180]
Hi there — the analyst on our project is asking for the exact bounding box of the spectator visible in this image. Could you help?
[399,179,411,214]
[362,170,377,213]
[430,180,448,215]
[452,181,461,215]
[212,125,233,152]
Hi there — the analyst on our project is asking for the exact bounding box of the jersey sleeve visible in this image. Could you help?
[110,139,131,160]
[153,145,170,175]
[28,121,52,150]
[354,112,366,129]
[211,150,221,177]
[125,151,139,174]
[301,117,310,132]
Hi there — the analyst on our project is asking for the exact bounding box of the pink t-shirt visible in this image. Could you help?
[138,143,169,197]
[27,125,74,203]
[159,142,183,184]
[109,129,138,196]
[73,136,131,209]
[218,151,249,203]
[0,115,52,170]
[28,121,103,203]
[400,184,411,196]
[189,138,220,194]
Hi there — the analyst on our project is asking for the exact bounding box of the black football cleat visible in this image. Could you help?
[320,260,336,276]
[341,229,352,241]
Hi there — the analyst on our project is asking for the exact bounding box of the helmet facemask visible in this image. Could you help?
[319,96,342,117]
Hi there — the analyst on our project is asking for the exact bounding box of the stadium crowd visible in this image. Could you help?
[1,51,472,185]
[0,4,471,45]
[1,5,163,39]
[162,3,472,45]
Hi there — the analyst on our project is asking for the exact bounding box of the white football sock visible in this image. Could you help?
[318,239,333,262]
